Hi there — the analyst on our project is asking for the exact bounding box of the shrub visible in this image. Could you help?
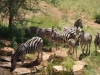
[94,13,100,24]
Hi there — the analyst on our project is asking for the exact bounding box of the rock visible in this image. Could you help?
[75,61,88,66]
[52,66,67,75]
[54,50,68,58]
[0,40,11,47]
[42,52,51,61]
[0,47,14,56]
[0,56,11,62]
[96,50,100,53]
[34,65,43,71]
[72,65,84,75]
[72,61,87,75]
[0,62,11,68]
[14,68,36,75]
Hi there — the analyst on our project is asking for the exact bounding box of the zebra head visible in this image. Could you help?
[10,47,21,72]
[10,55,17,72]
[78,30,84,40]
[95,32,100,45]
[74,19,83,28]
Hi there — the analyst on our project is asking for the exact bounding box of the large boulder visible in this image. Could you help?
[72,61,88,75]
[0,47,14,56]
[54,50,68,58]
[0,40,11,47]
[13,68,36,75]
[52,66,67,75]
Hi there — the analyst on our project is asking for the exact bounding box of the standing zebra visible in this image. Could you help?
[78,30,92,55]
[10,37,43,72]
[36,28,57,51]
[94,32,100,55]
[52,26,76,50]
[67,37,79,57]
[64,19,83,35]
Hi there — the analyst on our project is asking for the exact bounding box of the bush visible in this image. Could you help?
[94,13,100,24]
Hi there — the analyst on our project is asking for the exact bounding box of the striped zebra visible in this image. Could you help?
[64,19,83,35]
[78,30,92,55]
[36,27,57,51]
[52,26,76,50]
[10,37,43,72]
[94,32,100,55]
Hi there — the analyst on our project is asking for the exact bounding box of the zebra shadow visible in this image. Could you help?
[22,59,41,68]
[79,53,90,60]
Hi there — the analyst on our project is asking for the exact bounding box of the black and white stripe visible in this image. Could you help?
[64,19,83,35]
[10,37,43,72]
[52,26,76,50]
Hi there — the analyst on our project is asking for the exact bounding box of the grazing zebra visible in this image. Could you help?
[94,32,100,54]
[52,26,76,50]
[10,37,43,72]
[64,19,83,35]
[67,38,79,57]
[29,27,57,51]
[78,30,92,55]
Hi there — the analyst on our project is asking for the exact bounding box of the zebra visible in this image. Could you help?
[78,30,92,55]
[67,37,79,57]
[52,26,76,50]
[28,27,57,51]
[10,37,43,72]
[64,19,83,35]
[94,32,100,55]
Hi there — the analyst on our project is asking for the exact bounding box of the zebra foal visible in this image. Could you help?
[94,32,100,55]
[78,30,92,55]
[10,37,43,72]
[52,26,76,50]
[67,38,79,57]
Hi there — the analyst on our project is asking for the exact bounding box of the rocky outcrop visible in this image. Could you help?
[0,47,14,56]
[54,50,68,58]
[72,61,88,75]
[52,66,67,75]
[0,40,11,47]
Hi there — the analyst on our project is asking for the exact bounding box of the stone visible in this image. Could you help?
[34,65,43,71]
[42,52,51,61]
[75,61,88,66]
[0,62,11,68]
[0,56,11,62]
[54,50,68,58]
[72,61,87,75]
[14,68,36,75]
[0,40,11,47]
[52,66,67,75]
[0,47,14,56]
[72,65,84,75]
[96,50,100,53]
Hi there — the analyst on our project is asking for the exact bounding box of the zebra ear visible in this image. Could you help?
[79,19,82,22]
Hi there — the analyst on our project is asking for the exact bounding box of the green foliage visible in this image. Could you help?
[58,0,100,20]
[94,13,100,24]
[30,15,59,28]
[0,24,9,39]
[84,67,96,75]
[47,62,53,75]
[11,37,18,50]
[62,57,74,75]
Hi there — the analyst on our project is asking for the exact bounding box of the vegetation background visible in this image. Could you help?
[0,0,100,75]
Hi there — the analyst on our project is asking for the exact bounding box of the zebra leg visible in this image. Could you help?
[88,44,91,55]
[21,54,25,67]
[49,41,52,51]
[76,47,77,57]
[86,44,88,54]
[82,45,85,54]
